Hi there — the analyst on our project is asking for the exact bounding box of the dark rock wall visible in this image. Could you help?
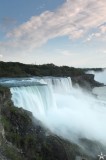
[72,74,103,90]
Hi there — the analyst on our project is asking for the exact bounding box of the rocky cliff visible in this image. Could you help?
[71,74,104,90]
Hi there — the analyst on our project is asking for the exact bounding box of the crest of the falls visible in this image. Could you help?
[41,77,72,93]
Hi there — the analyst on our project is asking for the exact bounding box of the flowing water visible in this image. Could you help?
[7,76,106,146]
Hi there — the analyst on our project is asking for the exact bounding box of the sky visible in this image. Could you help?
[0,0,106,68]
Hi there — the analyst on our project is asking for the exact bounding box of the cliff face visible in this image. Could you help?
[0,86,105,160]
[71,74,104,90]
[0,87,11,160]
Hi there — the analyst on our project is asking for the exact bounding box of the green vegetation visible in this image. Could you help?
[0,85,9,95]
[3,145,24,160]
[1,103,71,160]
[0,61,85,77]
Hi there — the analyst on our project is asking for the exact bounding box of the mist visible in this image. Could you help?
[87,69,106,85]
[10,77,106,149]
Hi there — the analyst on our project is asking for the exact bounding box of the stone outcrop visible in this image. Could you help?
[71,74,104,90]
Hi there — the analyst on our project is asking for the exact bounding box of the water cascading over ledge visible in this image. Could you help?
[9,76,106,148]
[10,85,56,117]
[10,77,72,119]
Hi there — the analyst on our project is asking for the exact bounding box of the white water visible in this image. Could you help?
[41,77,72,93]
[93,86,106,101]
[10,77,106,146]
[11,85,56,117]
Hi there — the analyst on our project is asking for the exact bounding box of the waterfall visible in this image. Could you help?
[10,84,56,118]
[10,77,72,119]
[10,76,106,146]
[41,77,72,93]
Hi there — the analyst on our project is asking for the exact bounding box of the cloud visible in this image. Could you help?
[102,50,106,54]
[60,50,73,56]
[0,54,3,59]
[100,25,106,33]
[86,24,106,42]
[1,0,106,52]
